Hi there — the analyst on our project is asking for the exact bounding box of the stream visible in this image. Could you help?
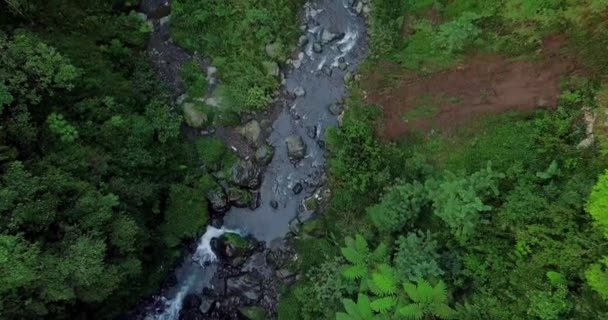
[135,0,369,319]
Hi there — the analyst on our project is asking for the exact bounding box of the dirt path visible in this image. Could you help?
[365,36,578,139]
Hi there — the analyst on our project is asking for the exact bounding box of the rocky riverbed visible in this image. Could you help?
[130,0,371,319]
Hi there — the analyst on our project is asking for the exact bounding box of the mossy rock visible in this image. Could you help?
[238,306,267,320]
[223,232,250,250]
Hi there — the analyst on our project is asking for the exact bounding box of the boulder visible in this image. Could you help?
[183,102,208,128]
[328,103,343,116]
[238,120,261,146]
[262,61,280,77]
[254,144,274,165]
[214,233,255,266]
[293,86,306,97]
[199,298,214,314]
[231,160,260,188]
[292,183,303,195]
[226,273,261,301]
[270,200,279,209]
[265,42,282,59]
[321,29,344,45]
[238,306,267,320]
[312,42,323,53]
[207,187,229,213]
[339,62,348,71]
[298,35,309,47]
[229,187,252,208]
[286,135,307,160]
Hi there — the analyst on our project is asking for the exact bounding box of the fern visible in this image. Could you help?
[336,294,375,320]
[368,264,397,296]
[399,280,455,320]
[370,296,397,314]
[340,234,389,285]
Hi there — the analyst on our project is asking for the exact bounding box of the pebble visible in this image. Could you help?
[313,42,323,53]
[294,86,306,97]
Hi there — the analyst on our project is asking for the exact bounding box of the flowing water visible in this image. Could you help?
[141,0,368,318]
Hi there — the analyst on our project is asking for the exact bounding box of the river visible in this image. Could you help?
[136,0,369,319]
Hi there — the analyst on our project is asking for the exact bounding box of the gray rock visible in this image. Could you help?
[260,119,273,135]
[328,103,343,116]
[313,42,323,53]
[293,86,306,97]
[298,35,309,47]
[292,183,303,195]
[226,273,261,301]
[182,102,208,128]
[356,1,363,14]
[238,120,261,146]
[339,62,348,70]
[321,29,339,44]
[270,200,279,209]
[254,144,274,165]
[231,160,260,188]
[286,135,307,160]
[262,61,280,77]
[306,126,317,139]
[159,15,171,26]
[344,71,353,82]
[176,93,189,105]
[363,5,372,15]
[207,187,229,213]
[199,299,213,314]
[265,42,282,59]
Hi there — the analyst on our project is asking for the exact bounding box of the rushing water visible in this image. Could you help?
[141,0,368,318]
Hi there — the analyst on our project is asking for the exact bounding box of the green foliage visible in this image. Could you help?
[340,234,388,281]
[336,294,376,320]
[367,181,427,233]
[195,136,229,171]
[180,60,208,98]
[161,184,209,247]
[47,113,79,143]
[586,257,608,301]
[399,280,455,320]
[427,164,504,243]
[587,170,608,238]
[394,231,444,282]
[171,0,301,110]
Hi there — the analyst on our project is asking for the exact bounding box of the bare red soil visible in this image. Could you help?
[365,36,578,139]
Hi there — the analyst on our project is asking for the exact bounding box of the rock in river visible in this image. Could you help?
[231,159,260,188]
[254,144,274,165]
[293,86,306,97]
[286,135,307,160]
[207,186,229,213]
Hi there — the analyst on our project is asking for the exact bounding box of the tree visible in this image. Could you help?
[394,231,443,282]
[398,280,455,320]
[427,164,503,244]
[367,181,427,233]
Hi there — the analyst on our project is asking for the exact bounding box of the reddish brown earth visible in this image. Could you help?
[364,36,578,139]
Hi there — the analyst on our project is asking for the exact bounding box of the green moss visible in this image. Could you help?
[179,60,208,98]
[224,232,249,250]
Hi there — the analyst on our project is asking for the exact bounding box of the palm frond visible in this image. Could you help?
[398,304,424,320]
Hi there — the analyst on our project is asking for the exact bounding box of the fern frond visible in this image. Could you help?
[341,246,365,265]
[355,234,369,254]
[342,298,359,318]
[343,264,367,280]
[416,280,434,303]
[398,304,424,320]
[369,265,397,296]
[432,281,448,304]
[356,294,373,318]
[370,296,397,313]
[433,303,456,319]
[403,282,420,302]
[336,312,351,320]
[371,242,388,263]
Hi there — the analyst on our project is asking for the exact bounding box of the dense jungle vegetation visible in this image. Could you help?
[278,1,608,320]
[0,1,208,318]
[2,0,608,320]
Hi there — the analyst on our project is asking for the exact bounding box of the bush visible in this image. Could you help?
[179,60,208,98]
